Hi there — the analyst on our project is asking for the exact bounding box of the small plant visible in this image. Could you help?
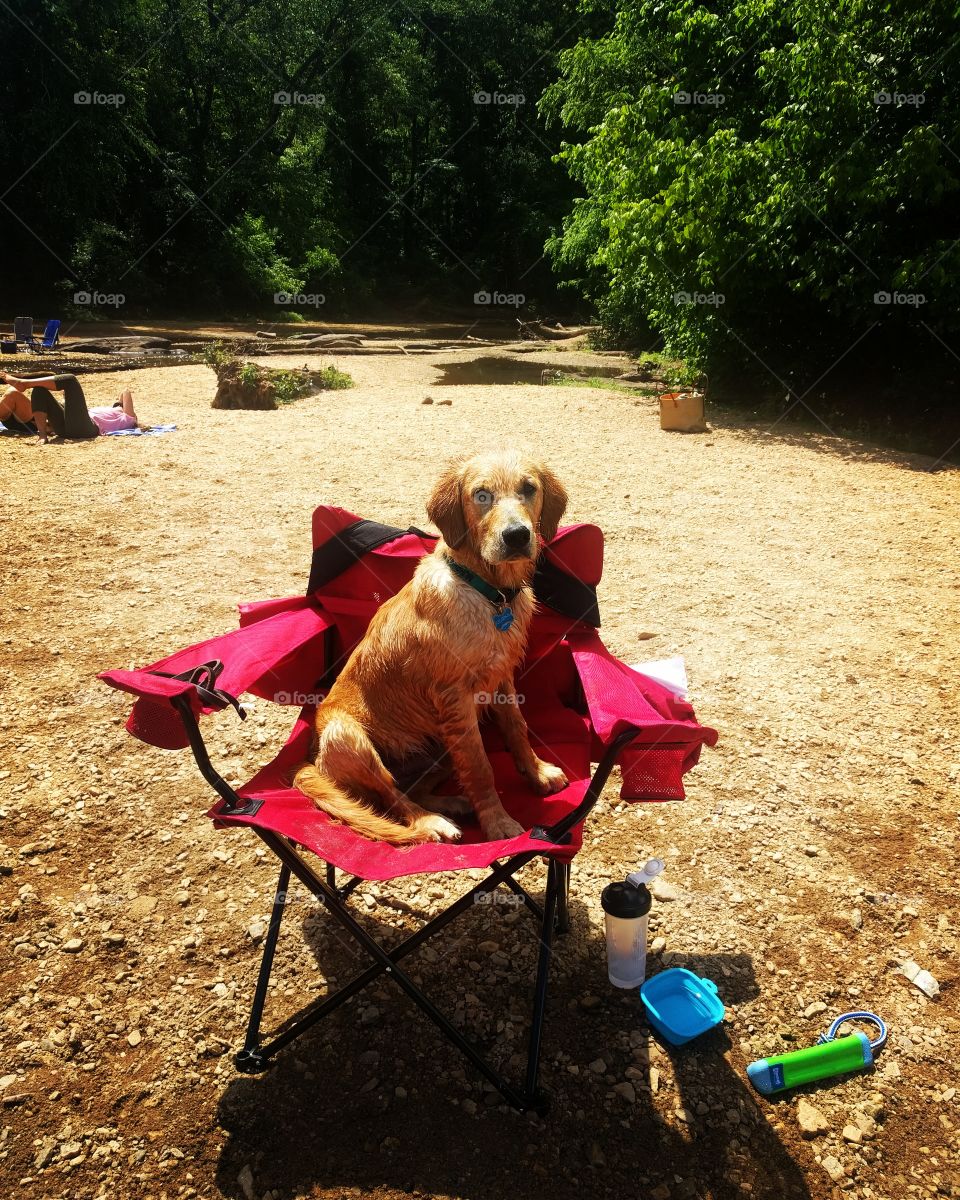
[238,362,261,388]
[314,364,353,391]
[271,369,312,405]
[196,340,242,370]
[271,364,353,404]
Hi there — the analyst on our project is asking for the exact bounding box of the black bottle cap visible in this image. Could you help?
[601,880,652,919]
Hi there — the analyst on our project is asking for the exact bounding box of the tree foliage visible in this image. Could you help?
[544,1,960,390]
[0,0,580,314]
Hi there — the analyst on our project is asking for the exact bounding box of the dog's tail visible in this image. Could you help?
[292,762,432,845]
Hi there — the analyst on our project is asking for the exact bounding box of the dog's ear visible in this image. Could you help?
[536,465,568,545]
[427,460,469,548]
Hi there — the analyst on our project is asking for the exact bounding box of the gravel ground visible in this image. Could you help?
[1,346,958,1200]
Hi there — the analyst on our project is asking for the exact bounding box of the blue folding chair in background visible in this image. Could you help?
[36,319,61,353]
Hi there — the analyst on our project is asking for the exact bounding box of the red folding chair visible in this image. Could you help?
[100,505,717,1114]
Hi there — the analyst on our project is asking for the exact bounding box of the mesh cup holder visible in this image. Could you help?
[620,746,687,800]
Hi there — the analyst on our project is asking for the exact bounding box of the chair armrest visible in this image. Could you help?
[99,602,336,749]
[568,627,716,743]
[172,694,262,816]
[567,627,718,800]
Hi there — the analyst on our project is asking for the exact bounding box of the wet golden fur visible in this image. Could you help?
[293,450,569,843]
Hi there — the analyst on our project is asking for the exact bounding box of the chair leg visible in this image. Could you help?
[254,852,535,1065]
[554,860,571,935]
[523,857,561,1111]
[324,859,365,903]
[235,862,291,1072]
[267,834,540,1110]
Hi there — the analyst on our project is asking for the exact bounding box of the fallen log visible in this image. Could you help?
[66,335,172,354]
[256,344,405,356]
[288,333,365,347]
[526,322,597,341]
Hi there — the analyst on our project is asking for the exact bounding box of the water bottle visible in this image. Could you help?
[601,858,664,989]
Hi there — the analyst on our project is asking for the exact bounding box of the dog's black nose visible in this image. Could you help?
[502,523,532,550]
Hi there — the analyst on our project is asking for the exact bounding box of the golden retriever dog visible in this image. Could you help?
[293,450,569,843]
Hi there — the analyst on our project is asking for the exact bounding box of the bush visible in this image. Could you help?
[313,364,353,392]
[196,341,240,370]
[271,364,353,404]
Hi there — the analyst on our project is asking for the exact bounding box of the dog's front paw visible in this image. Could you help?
[527,758,568,795]
[480,809,525,841]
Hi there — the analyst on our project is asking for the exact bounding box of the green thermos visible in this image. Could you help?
[747,1011,887,1095]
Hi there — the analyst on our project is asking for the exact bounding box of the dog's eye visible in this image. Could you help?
[473,488,494,506]
[520,481,537,499]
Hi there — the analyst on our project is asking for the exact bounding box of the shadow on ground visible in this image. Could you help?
[432,356,626,387]
[710,407,960,473]
[214,870,812,1200]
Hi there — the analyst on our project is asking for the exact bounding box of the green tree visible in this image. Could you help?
[0,0,581,315]
[544,0,960,392]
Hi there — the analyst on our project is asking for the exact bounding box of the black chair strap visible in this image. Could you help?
[306,520,423,595]
[531,556,601,628]
[151,659,246,720]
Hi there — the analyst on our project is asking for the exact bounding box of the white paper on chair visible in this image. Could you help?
[628,655,689,699]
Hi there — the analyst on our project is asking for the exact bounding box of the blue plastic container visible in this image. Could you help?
[640,968,725,1046]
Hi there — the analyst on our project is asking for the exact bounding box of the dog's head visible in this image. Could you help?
[427,450,567,569]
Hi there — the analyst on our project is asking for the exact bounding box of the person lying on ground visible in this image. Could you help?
[0,372,139,442]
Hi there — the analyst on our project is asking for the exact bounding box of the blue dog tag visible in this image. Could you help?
[493,607,514,632]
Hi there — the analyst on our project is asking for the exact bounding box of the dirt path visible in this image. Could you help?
[1,348,958,1200]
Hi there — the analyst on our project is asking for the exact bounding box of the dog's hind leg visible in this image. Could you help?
[399,749,473,819]
[416,791,473,819]
[319,716,461,841]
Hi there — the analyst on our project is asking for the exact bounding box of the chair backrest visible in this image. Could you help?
[304,505,605,703]
[41,319,60,346]
[14,317,33,343]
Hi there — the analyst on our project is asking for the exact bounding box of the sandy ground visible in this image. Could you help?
[1,347,958,1200]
